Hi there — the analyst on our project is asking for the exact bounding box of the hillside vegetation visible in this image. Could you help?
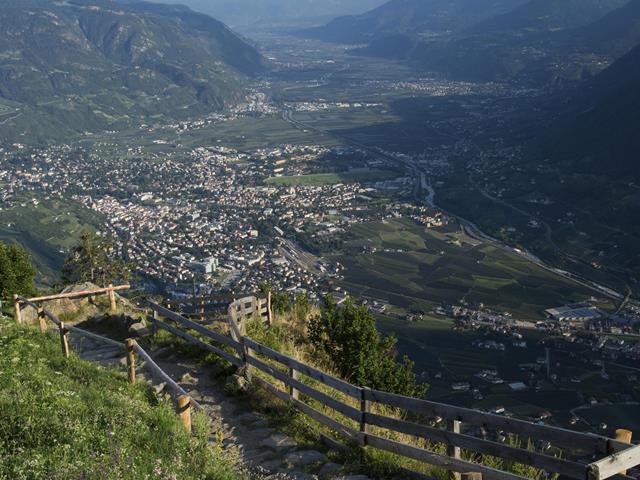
[0,318,241,480]
[0,0,265,142]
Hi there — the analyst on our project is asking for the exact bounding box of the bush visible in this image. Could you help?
[0,319,241,480]
[0,241,36,303]
[308,296,426,398]
[294,292,310,322]
[259,283,291,315]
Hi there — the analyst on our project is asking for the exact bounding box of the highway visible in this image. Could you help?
[280,107,627,303]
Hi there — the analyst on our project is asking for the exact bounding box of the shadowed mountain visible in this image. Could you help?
[468,0,630,34]
[563,0,640,57]
[348,0,638,85]
[0,0,265,142]
[302,0,530,44]
[547,43,640,178]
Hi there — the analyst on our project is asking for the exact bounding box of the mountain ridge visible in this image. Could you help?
[0,0,265,142]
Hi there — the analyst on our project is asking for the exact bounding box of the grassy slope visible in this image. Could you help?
[0,318,240,480]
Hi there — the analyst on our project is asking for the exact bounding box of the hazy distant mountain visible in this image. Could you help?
[0,0,264,141]
[564,0,640,57]
[338,0,638,85]
[468,0,630,34]
[304,0,530,44]
[149,0,388,28]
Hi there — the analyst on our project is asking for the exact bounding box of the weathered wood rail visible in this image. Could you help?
[146,301,640,480]
[167,291,267,322]
[227,294,272,333]
[13,284,130,324]
[15,294,196,431]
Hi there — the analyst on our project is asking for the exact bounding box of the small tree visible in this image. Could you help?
[308,296,425,397]
[260,283,291,315]
[62,232,131,286]
[294,292,310,322]
[0,241,36,302]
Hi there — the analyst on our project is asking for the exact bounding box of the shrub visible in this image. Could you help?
[0,241,36,303]
[308,296,426,398]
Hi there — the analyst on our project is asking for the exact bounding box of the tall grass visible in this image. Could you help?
[0,318,241,480]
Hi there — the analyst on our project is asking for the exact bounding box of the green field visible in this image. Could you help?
[265,169,399,186]
[334,218,610,320]
[86,114,339,154]
[0,198,100,286]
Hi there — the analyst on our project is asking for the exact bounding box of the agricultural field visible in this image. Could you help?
[0,198,100,286]
[575,404,640,438]
[334,218,609,320]
[265,169,399,186]
[87,114,339,155]
[378,315,639,431]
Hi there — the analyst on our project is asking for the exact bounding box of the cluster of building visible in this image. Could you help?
[0,140,444,299]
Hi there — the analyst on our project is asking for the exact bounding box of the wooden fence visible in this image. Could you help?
[227,294,272,334]
[168,293,239,321]
[13,284,130,325]
[15,294,195,432]
[146,301,640,480]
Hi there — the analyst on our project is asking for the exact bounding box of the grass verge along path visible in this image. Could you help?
[0,318,240,480]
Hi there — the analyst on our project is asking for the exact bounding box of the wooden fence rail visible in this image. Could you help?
[14,284,130,324]
[227,294,272,332]
[17,295,197,431]
[145,301,640,480]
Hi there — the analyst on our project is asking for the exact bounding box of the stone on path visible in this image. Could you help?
[261,433,298,451]
[153,382,166,394]
[284,450,326,467]
[180,372,198,385]
[318,463,343,478]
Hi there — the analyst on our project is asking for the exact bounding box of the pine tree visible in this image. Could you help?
[62,232,131,286]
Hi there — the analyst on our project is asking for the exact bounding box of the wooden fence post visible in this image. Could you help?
[59,321,70,358]
[38,308,47,333]
[611,429,633,475]
[448,419,462,480]
[461,473,482,480]
[151,310,158,336]
[126,339,136,384]
[289,367,299,400]
[108,284,117,312]
[360,387,370,446]
[177,395,192,433]
[200,298,205,322]
[267,291,273,326]
[13,295,22,324]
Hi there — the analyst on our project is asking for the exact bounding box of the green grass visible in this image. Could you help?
[265,169,399,186]
[0,318,240,480]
